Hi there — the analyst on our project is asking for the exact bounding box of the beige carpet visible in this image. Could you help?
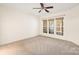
[0,35,79,55]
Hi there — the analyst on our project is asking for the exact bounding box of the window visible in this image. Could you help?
[43,20,47,33]
[48,19,54,34]
[56,17,64,35]
[42,17,64,36]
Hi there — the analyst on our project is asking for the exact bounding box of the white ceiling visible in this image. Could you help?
[0,3,79,17]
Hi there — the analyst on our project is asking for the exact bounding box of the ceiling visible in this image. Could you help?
[0,3,79,17]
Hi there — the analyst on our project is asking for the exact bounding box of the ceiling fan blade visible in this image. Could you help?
[45,9,49,13]
[33,8,41,9]
[40,3,44,8]
[39,10,41,13]
[45,6,53,9]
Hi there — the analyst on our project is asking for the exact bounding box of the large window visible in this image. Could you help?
[56,17,64,35]
[42,17,64,36]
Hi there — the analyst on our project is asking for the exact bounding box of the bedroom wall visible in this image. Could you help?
[40,5,79,45]
[64,5,79,45]
[0,6,40,45]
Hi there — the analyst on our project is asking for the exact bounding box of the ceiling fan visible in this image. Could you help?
[33,3,54,13]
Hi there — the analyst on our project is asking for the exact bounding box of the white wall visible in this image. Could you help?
[64,5,79,45]
[0,6,40,45]
[40,5,79,45]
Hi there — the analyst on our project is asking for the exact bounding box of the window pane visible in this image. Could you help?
[56,17,64,35]
[43,20,47,33]
[49,19,54,34]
